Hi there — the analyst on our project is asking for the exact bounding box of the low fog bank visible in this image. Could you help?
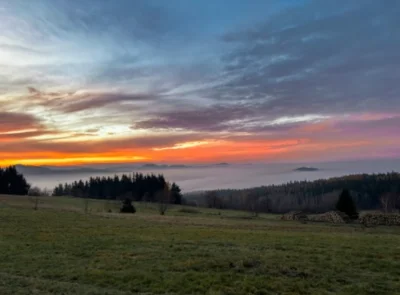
[24,159,400,193]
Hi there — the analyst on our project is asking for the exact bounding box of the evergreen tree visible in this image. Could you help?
[52,172,179,206]
[336,189,359,219]
[0,166,30,195]
[120,198,136,213]
[170,183,182,204]
[53,184,64,196]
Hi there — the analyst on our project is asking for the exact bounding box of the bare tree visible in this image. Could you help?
[28,187,42,210]
[28,186,41,196]
[380,193,398,213]
[44,188,52,196]
[157,183,171,215]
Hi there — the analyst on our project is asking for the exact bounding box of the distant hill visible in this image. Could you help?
[14,162,233,176]
[139,164,190,169]
[184,172,400,213]
[15,165,54,175]
[15,165,109,175]
[14,163,193,174]
[294,167,319,172]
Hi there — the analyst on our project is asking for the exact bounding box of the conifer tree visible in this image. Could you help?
[336,189,358,219]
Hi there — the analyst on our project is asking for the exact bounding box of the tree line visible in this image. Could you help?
[2,165,399,214]
[53,173,183,204]
[0,166,30,195]
[185,173,400,213]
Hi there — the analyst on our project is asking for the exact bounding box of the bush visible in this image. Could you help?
[120,199,136,214]
[336,189,359,219]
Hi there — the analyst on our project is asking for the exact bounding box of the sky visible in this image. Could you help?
[0,0,399,166]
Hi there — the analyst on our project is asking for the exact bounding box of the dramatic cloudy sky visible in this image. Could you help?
[1,0,399,166]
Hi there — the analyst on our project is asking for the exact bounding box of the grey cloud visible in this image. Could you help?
[3,0,400,143]
[213,0,400,117]
[0,130,59,141]
[27,87,40,94]
[85,128,100,133]
[15,88,160,114]
[115,134,207,149]
[58,92,158,113]
[0,132,207,154]
[0,112,43,132]
[134,104,255,132]
[134,102,329,135]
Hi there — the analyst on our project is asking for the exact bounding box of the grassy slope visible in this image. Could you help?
[0,195,400,295]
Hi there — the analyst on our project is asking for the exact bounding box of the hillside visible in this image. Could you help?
[185,172,400,213]
[0,194,399,294]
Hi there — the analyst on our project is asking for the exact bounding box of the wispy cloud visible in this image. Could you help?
[0,0,399,165]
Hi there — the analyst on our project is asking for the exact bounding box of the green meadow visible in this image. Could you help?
[1,195,399,295]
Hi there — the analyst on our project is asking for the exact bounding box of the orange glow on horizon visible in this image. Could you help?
[0,136,380,167]
[0,156,148,167]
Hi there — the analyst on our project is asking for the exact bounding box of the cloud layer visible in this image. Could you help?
[0,0,399,165]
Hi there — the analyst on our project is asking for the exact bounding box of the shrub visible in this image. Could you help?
[120,199,136,214]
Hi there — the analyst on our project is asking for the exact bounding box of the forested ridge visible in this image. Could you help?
[2,165,400,213]
[186,172,400,213]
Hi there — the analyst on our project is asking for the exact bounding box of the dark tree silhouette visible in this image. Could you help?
[53,173,182,205]
[157,183,170,215]
[0,166,30,195]
[204,191,219,208]
[170,182,182,204]
[120,198,136,213]
[336,189,359,219]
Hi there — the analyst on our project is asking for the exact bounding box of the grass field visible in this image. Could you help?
[1,195,400,295]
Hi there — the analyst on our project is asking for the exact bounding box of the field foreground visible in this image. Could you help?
[1,195,400,295]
